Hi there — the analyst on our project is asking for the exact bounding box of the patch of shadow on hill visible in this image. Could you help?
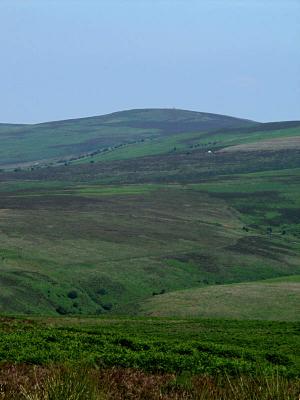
[108,119,252,135]
[78,274,126,308]
[164,253,220,273]
[0,193,103,210]
[226,236,293,261]
[274,208,300,224]
[212,191,281,201]
[208,120,300,136]
[0,270,58,289]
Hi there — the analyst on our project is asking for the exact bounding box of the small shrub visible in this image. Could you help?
[265,352,291,366]
[101,303,112,311]
[152,289,165,296]
[115,338,137,350]
[67,290,78,299]
[175,348,193,356]
[55,306,68,315]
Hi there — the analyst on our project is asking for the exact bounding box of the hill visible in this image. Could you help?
[0,108,254,168]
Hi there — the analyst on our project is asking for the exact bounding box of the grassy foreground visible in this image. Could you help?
[0,316,299,399]
[0,317,299,377]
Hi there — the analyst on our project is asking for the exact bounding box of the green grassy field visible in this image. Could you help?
[0,316,299,377]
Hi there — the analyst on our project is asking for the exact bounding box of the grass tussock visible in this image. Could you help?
[0,365,101,400]
[0,365,299,400]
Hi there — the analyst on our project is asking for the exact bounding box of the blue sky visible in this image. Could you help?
[0,0,299,123]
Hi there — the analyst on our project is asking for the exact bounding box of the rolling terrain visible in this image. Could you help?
[0,109,299,319]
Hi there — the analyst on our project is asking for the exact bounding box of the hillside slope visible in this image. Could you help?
[140,276,300,320]
[0,171,299,316]
[70,120,300,164]
[0,109,255,168]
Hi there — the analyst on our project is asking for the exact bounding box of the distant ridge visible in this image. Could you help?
[0,108,256,167]
[1,108,256,127]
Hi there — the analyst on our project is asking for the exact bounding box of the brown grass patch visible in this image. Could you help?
[0,364,299,399]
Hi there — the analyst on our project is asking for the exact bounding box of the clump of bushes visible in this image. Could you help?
[265,352,291,366]
[97,288,107,295]
[152,289,166,296]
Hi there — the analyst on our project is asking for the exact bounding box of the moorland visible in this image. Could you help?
[0,108,299,398]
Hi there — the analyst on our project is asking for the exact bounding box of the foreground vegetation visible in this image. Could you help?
[0,316,299,398]
[0,317,299,377]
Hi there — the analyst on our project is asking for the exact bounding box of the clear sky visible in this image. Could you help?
[0,0,299,123]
